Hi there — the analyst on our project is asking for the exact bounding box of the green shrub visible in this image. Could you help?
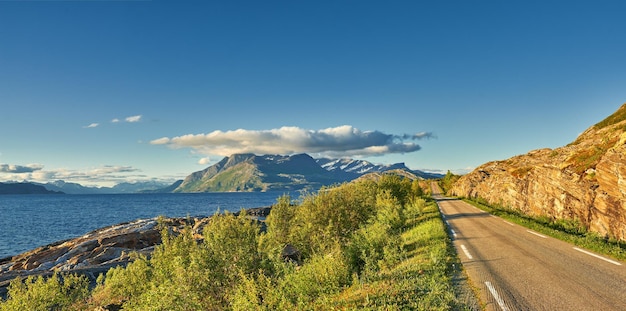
[375,190,406,232]
[376,174,412,207]
[346,221,390,278]
[406,197,426,220]
[0,273,89,311]
[269,249,351,309]
[263,194,295,247]
[283,181,378,258]
[439,170,461,193]
[92,211,262,310]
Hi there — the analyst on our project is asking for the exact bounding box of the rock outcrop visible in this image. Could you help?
[0,206,272,298]
[0,218,163,298]
[451,103,626,241]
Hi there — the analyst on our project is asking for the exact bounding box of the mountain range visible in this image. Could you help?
[0,156,440,194]
[38,180,176,195]
[172,153,441,192]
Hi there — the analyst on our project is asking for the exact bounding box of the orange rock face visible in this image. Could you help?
[451,104,626,241]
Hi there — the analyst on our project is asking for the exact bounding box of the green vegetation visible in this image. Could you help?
[593,104,626,130]
[0,273,89,311]
[439,171,461,193]
[568,135,620,175]
[1,175,468,310]
[465,197,626,261]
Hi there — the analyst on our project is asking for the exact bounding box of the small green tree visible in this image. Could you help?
[440,170,460,193]
[376,174,412,207]
[375,190,406,232]
[411,179,424,197]
[261,194,296,256]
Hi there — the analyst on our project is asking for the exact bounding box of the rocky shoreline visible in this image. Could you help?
[0,206,272,298]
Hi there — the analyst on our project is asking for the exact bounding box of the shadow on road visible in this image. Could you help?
[444,213,491,220]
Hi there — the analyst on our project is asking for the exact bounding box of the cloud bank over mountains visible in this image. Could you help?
[151,125,433,159]
[0,164,149,187]
[2,125,435,186]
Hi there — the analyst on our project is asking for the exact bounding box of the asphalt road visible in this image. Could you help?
[432,185,626,311]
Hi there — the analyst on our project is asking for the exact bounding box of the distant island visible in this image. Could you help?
[0,182,63,195]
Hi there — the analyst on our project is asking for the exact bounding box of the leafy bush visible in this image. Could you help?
[376,174,412,207]
[0,273,89,311]
[274,249,351,308]
[91,211,262,310]
[375,190,406,232]
[271,181,378,259]
[346,221,390,278]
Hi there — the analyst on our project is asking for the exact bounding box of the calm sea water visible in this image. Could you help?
[0,192,292,259]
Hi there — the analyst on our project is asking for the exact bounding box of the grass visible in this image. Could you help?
[328,200,474,310]
[593,104,626,130]
[464,198,626,262]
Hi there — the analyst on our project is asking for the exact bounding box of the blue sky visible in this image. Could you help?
[1,0,625,187]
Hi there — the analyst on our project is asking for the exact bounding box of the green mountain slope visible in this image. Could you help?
[174,153,340,192]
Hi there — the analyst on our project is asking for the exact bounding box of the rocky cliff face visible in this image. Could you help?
[451,103,626,241]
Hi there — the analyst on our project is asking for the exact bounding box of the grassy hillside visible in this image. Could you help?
[0,176,472,310]
[192,163,266,192]
[593,104,626,130]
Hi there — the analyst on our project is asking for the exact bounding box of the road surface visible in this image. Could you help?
[432,184,626,311]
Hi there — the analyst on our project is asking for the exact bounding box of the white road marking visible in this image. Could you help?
[485,281,510,311]
[503,220,515,226]
[461,244,473,260]
[451,229,457,238]
[526,230,547,238]
[573,247,622,266]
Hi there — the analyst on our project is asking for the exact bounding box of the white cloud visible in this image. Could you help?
[84,123,99,128]
[0,164,145,187]
[151,137,170,145]
[198,157,211,165]
[125,115,142,123]
[151,125,433,158]
[85,115,141,129]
